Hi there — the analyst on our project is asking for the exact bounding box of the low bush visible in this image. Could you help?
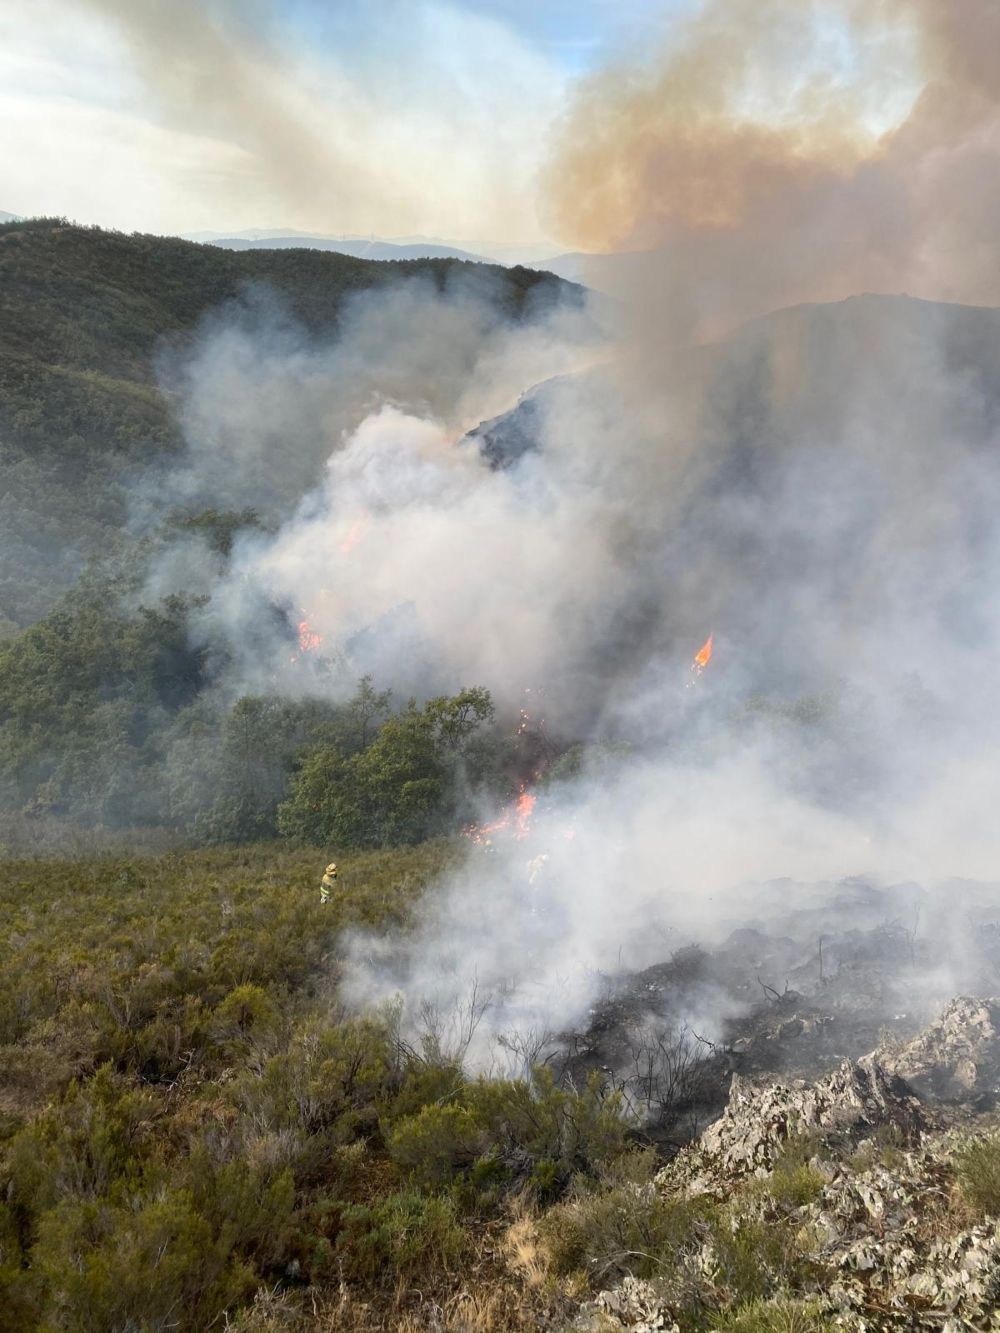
[710,1296,832,1332]
[334,1189,468,1287]
[954,1132,1000,1218]
[540,1175,713,1285]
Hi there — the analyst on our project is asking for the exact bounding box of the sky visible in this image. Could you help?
[0,0,686,246]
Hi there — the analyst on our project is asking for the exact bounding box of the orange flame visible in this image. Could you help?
[692,633,714,672]
[297,617,322,654]
[465,783,536,846]
[514,788,536,833]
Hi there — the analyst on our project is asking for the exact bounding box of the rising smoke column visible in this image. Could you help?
[150,1,1000,1066]
[75,0,560,244]
[332,2,1000,1060]
[541,0,1000,339]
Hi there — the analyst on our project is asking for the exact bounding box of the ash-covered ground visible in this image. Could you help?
[559,878,1000,1150]
[561,888,1000,1331]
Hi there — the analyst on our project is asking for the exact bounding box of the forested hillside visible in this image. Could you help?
[0,220,587,843]
[0,218,572,630]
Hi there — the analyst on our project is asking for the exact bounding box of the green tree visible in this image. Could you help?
[278,688,495,847]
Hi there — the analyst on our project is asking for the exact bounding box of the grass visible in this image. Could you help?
[1,838,996,1331]
[954,1132,1000,1219]
[710,1298,833,1332]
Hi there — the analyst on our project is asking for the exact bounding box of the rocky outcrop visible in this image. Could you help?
[591,1278,680,1333]
[589,1001,1000,1331]
[659,1052,924,1196]
[884,996,1000,1104]
[806,1146,1000,1328]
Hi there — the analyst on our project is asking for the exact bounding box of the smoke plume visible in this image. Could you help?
[76,0,560,242]
[542,0,1000,338]
[143,1,1000,1070]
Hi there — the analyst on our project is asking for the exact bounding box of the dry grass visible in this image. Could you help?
[503,1212,550,1291]
[207,1195,568,1332]
[283,1274,564,1332]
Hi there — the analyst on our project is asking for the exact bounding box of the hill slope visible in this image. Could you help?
[0,218,576,628]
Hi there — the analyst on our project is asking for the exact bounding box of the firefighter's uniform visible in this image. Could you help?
[320,862,338,904]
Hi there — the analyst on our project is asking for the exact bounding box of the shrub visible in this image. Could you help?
[710,1210,810,1308]
[540,1177,713,1284]
[467,1067,629,1189]
[711,1296,832,1332]
[768,1163,826,1210]
[29,1189,256,1332]
[230,1015,397,1140]
[388,1103,487,1189]
[334,1189,467,1286]
[955,1133,1000,1218]
[3,1065,159,1213]
[211,983,281,1047]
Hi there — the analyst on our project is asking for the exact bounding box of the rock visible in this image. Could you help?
[899,1221,1000,1314]
[588,1276,680,1332]
[885,996,1000,1103]
[630,1004,1000,1329]
[660,1053,924,1194]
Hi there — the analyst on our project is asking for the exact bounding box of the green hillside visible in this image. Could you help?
[0,218,572,629]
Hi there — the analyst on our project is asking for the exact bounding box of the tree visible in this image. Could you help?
[275,743,348,844]
[344,675,393,751]
[278,688,496,848]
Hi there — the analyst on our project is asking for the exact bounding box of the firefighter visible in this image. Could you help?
[319,861,338,904]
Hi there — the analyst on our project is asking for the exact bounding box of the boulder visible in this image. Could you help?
[588,1276,680,1332]
[661,1053,924,1193]
[885,996,1000,1103]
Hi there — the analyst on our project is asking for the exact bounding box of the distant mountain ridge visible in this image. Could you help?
[182,227,565,269]
[203,234,489,263]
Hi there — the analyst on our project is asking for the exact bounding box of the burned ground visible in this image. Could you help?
[560,880,1000,1153]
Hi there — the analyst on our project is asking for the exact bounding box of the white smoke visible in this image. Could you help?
[133,4,1000,1068]
[154,295,996,1069]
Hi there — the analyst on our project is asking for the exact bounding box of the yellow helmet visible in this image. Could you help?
[324,862,338,876]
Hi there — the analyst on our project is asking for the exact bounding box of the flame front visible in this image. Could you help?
[340,518,367,556]
[465,783,536,846]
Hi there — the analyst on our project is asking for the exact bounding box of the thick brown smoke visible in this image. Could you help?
[542,0,1000,338]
